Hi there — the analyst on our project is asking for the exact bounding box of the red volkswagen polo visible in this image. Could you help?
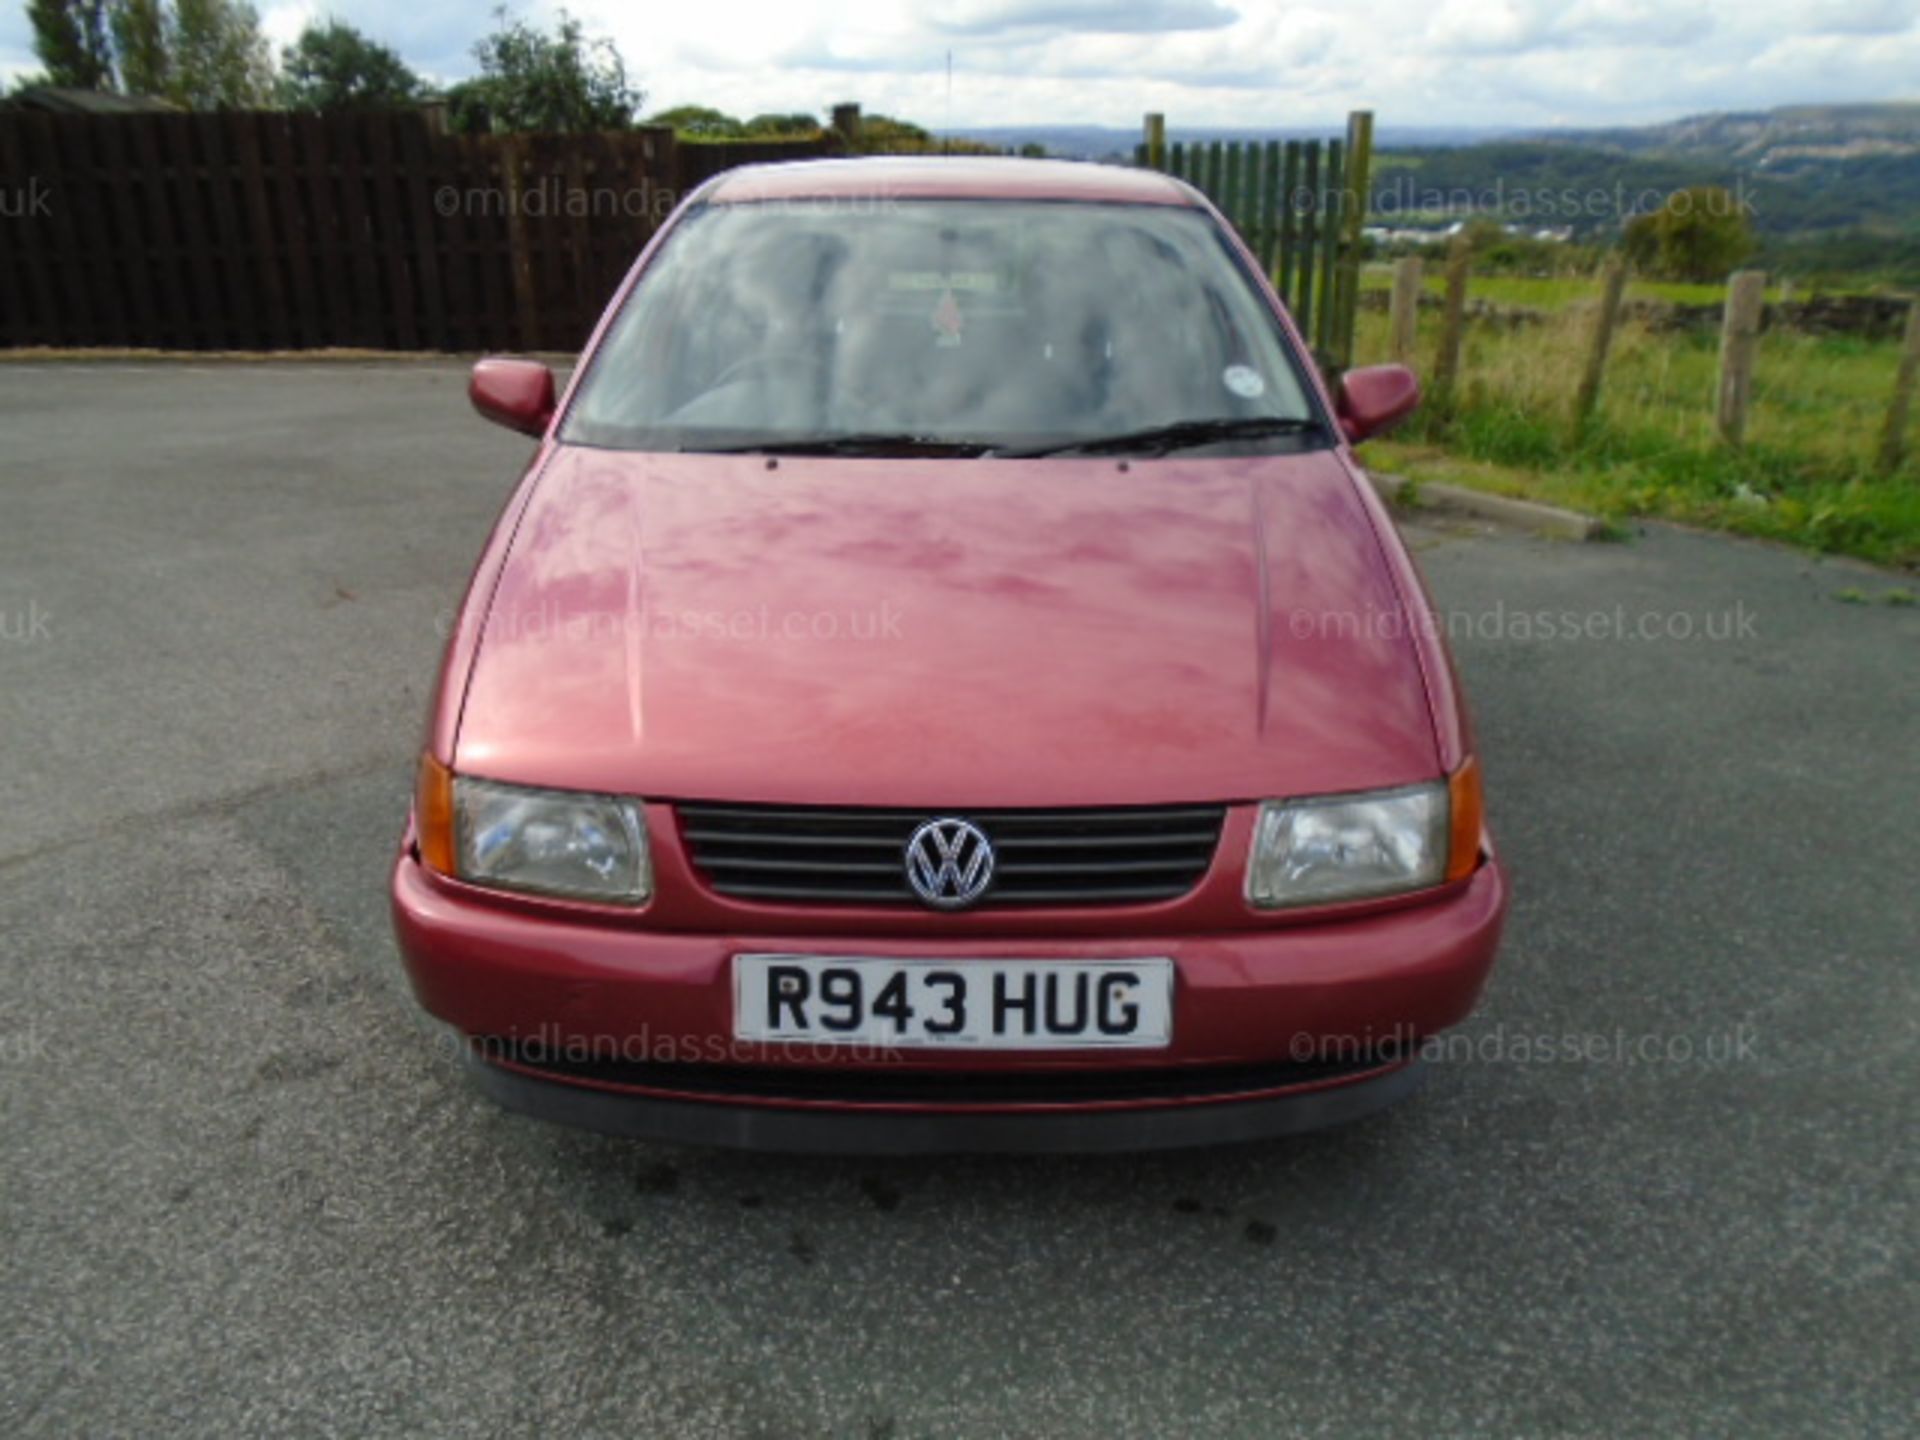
[392,157,1507,1153]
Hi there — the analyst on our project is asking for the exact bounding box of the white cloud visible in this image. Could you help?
[586,0,1919,125]
[1782,0,1918,36]
[1556,0,1716,48]
[1427,0,1552,56]
[0,0,1914,126]
[260,3,318,54]
[925,0,1240,35]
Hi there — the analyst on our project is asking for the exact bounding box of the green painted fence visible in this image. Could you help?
[1137,112,1373,375]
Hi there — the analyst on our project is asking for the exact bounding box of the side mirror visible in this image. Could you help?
[1336,364,1420,443]
[469,357,556,437]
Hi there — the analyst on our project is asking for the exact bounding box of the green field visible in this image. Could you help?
[1347,296,1920,569]
[1355,266,1795,308]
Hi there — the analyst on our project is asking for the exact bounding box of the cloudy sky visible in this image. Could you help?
[2,0,1916,128]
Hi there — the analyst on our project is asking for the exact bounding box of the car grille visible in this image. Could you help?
[676,803,1228,908]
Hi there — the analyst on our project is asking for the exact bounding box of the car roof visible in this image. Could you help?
[703,155,1198,207]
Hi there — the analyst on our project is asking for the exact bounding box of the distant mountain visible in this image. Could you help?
[1384,104,1920,241]
[940,123,1516,162]
[1540,103,1920,168]
[944,104,1919,270]
[944,104,1920,171]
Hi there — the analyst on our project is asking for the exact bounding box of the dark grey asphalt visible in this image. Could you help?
[1,362,1914,1438]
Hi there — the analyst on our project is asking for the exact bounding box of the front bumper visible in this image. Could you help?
[468,1048,1431,1153]
[392,852,1506,1152]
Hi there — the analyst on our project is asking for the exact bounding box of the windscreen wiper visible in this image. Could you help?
[995,415,1323,459]
[692,433,996,457]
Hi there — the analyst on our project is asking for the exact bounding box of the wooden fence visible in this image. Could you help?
[0,110,837,352]
[1376,249,1920,473]
[1137,111,1373,373]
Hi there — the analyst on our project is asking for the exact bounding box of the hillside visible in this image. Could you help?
[1547,103,1920,166]
[1375,137,1920,240]
[954,104,1919,245]
[944,103,1918,278]
[1381,104,1920,280]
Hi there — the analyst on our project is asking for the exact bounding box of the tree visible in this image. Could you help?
[25,0,278,105]
[1456,215,1510,255]
[1448,214,1567,276]
[745,112,819,137]
[1622,186,1755,282]
[278,19,423,110]
[109,0,169,96]
[440,79,492,135]
[167,0,273,108]
[1621,212,1660,270]
[27,0,114,89]
[459,7,641,133]
[647,104,743,138]
[858,113,931,150]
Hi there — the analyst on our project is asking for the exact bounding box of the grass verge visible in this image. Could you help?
[1351,306,1920,570]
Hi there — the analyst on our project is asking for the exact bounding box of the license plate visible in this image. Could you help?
[733,955,1174,1050]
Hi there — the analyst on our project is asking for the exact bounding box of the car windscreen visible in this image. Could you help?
[560,198,1322,454]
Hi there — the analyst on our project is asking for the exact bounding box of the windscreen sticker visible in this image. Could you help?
[890,270,999,292]
[1223,364,1266,398]
[930,288,964,346]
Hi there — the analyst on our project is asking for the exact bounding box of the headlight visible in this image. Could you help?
[428,766,651,904]
[1245,781,1448,908]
